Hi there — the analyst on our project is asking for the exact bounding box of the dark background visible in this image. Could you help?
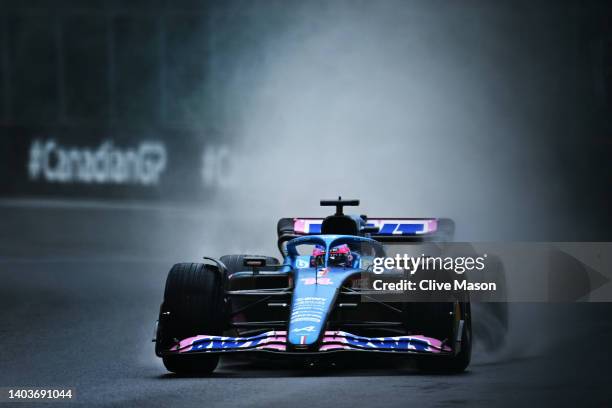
[0,0,610,241]
[0,1,611,406]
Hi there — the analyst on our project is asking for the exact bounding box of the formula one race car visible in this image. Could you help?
[154,198,471,374]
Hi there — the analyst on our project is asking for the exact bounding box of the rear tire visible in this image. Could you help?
[156,263,225,375]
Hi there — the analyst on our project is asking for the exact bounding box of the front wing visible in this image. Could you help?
[166,331,452,355]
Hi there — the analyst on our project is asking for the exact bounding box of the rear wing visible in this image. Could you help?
[277,217,455,244]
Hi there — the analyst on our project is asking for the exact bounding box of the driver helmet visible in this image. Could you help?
[311,244,353,267]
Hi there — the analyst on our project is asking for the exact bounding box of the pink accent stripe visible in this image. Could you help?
[319,344,350,351]
[293,219,306,234]
[424,219,438,234]
[256,344,286,351]
[322,336,348,343]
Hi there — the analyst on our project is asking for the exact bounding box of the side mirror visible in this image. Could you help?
[243,256,267,267]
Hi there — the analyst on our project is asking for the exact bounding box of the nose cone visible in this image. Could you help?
[287,267,357,349]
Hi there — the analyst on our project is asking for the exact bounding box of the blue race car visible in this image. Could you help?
[154,198,471,374]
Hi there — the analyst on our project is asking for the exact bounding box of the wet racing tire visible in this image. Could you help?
[156,263,225,375]
[415,302,472,374]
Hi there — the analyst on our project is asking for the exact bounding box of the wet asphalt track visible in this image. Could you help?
[1,204,611,407]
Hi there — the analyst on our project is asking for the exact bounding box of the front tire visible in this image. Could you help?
[415,302,472,374]
[156,263,225,375]
[162,353,219,375]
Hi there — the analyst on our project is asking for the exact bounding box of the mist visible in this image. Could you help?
[185,1,606,364]
[206,1,582,244]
